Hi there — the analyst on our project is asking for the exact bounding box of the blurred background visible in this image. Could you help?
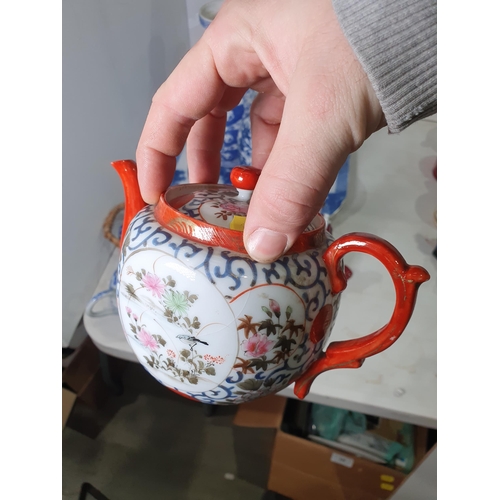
[62,1,212,349]
[62,3,436,499]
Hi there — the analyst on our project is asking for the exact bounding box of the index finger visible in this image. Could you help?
[136,40,227,204]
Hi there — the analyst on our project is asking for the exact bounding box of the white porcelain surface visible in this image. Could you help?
[84,120,437,427]
[115,205,336,404]
[118,248,238,393]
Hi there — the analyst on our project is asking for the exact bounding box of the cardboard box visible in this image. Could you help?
[234,396,429,500]
[62,388,77,429]
[62,337,127,431]
[232,395,288,489]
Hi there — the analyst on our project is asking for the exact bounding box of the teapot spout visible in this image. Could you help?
[111,160,147,247]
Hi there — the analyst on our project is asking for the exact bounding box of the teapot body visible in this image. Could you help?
[117,205,340,404]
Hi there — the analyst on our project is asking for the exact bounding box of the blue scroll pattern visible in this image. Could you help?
[117,206,340,404]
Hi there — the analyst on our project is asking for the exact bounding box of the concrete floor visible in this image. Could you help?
[62,362,273,500]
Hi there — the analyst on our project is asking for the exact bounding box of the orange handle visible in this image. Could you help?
[294,233,430,399]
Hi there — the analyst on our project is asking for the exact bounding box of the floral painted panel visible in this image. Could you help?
[118,248,239,394]
[117,206,340,404]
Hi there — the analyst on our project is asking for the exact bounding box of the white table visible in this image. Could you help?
[84,118,437,430]
[280,119,437,430]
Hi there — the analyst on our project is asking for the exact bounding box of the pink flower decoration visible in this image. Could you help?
[269,299,281,315]
[138,328,159,351]
[126,307,132,315]
[142,273,165,298]
[243,334,274,357]
[167,349,176,358]
[132,314,138,321]
[220,201,248,215]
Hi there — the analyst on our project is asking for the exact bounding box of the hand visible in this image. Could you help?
[136,0,385,263]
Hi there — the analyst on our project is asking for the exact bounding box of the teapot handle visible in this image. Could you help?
[293,233,430,399]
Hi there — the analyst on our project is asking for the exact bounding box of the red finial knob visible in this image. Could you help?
[230,166,261,191]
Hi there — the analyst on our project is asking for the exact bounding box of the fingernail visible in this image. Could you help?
[246,228,288,263]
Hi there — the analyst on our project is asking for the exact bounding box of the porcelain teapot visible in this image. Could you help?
[112,160,429,405]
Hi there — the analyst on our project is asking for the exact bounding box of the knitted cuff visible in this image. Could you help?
[332,0,437,133]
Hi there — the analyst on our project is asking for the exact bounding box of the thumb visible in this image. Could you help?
[243,51,381,263]
[244,111,347,262]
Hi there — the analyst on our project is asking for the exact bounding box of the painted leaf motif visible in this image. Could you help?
[237,379,263,391]
[187,292,198,303]
[129,324,137,333]
[271,351,288,364]
[187,375,198,385]
[282,319,305,338]
[264,377,276,388]
[153,334,166,347]
[125,283,137,299]
[258,319,280,336]
[293,350,306,364]
[248,356,269,371]
[286,306,292,320]
[180,349,191,358]
[237,315,260,338]
[205,367,216,376]
[215,211,230,220]
[274,336,296,353]
[261,306,272,318]
[233,357,255,374]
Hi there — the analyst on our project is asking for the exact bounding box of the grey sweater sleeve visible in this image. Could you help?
[332,0,437,133]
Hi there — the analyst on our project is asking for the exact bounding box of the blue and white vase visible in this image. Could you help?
[175,1,350,219]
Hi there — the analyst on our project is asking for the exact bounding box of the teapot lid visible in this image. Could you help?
[153,166,327,254]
